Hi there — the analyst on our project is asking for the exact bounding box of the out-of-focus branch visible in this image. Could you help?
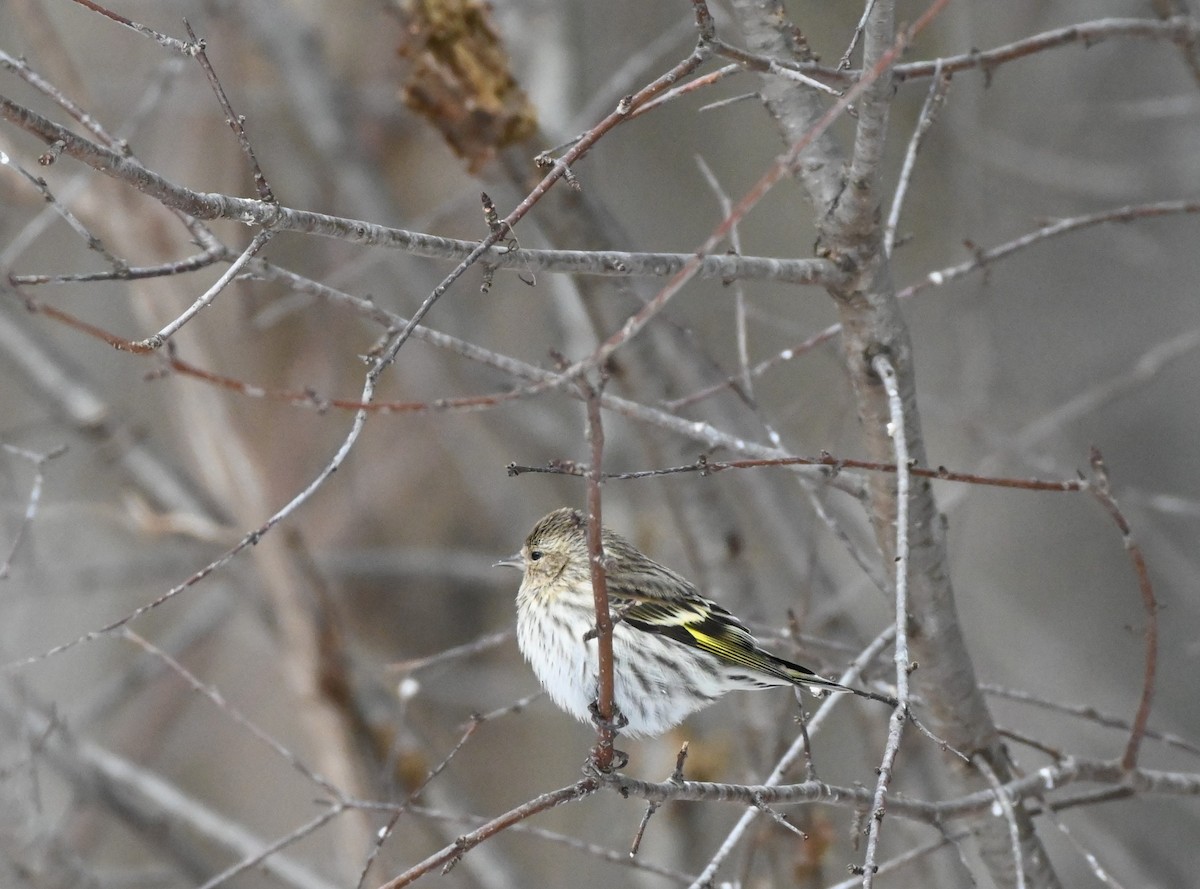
[1151,2,1200,85]
[0,294,226,522]
[4,702,343,889]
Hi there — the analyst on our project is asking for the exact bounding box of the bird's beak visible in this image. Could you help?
[493,551,523,569]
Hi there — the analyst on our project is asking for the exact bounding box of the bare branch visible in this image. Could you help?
[579,371,619,772]
[0,442,64,577]
[376,780,599,889]
[860,353,912,889]
[1087,450,1159,770]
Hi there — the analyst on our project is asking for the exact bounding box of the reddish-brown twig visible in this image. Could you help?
[1088,448,1158,770]
[578,371,619,772]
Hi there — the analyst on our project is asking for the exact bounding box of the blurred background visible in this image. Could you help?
[1,1,1198,886]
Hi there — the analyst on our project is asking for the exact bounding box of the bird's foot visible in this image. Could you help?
[585,700,629,773]
[584,744,629,774]
[588,699,629,734]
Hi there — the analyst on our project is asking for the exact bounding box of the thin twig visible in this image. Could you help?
[67,0,200,55]
[636,63,743,116]
[0,48,118,145]
[358,711,504,888]
[885,60,949,256]
[388,630,514,675]
[749,792,809,840]
[511,452,1086,493]
[470,692,545,725]
[797,17,1200,85]
[390,802,697,884]
[16,705,341,889]
[10,247,226,284]
[2,344,381,671]
[792,692,819,781]
[669,201,1200,412]
[0,442,67,578]
[840,0,877,70]
[686,627,897,888]
[824,833,964,889]
[194,805,347,889]
[74,591,234,728]
[899,200,1200,301]
[122,629,343,798]
[981,683,1200,758]
[569,15,699,130]
[892,16,1200,82]
[375,780,599,889]
[706,39,842,96]
[1009,327,1200,455]
[0,151,124,268]
[130,230,273,351]
[974,755,1027,889]
[630,742,689,857]
[1040,804,1129,889]
[860,355,911,888]
[184,19,275,203]
[1087,449,1158,770]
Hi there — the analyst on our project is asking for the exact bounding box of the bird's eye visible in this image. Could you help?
[529,549,543,561]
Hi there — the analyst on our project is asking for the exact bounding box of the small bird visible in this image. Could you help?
[495,507,893,738]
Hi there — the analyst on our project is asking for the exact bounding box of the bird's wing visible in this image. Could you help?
[614,594,779,674]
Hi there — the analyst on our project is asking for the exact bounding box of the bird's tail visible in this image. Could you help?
[771,652,897,706]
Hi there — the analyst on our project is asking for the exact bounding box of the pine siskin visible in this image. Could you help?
[495,507,892,738]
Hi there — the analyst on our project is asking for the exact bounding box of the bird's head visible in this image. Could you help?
[494,507,591,595]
